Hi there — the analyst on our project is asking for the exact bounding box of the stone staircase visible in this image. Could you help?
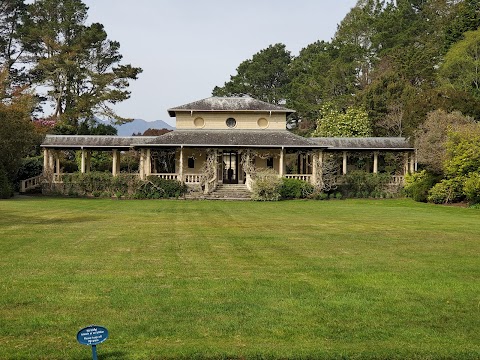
[207,183,251,200]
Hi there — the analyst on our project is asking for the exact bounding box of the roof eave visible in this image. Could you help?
[168,109,295,117]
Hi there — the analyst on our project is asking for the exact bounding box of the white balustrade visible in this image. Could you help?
[184,174,201,183]
[389,175,405,186]
[20,175,42,192]
[284,174,313,182]
[150,173,179,181]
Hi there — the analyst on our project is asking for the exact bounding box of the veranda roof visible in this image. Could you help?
[41,134,414,151]
[310,137,414,150]
[167,96,295,117]
[134,130,321,148]
[41,135,157,149]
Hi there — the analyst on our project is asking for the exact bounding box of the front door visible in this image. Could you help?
[223,151,238,184]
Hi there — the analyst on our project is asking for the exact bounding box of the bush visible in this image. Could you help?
[137,176,188,199]
[251,169,282,201]
[427,177,465,204]
[464,173,480,205]
[62,172,112,196]
[313,192,329,200]
[16,156,43,181]
[279,178,314,199]
[404,170,439,202]
[60,173,187,199]
[341,170,391,198]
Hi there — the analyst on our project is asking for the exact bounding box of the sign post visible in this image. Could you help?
[77,325,109,360]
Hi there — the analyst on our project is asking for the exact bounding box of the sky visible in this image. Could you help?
[82,0,358,126]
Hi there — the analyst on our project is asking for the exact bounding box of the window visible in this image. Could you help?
[267,157,274,169]
[226,117,236,128]
[257,118,269,129]
[188,157,195,169]
[193,117,205,128]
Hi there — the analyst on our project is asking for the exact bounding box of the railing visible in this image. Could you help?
[388,175,405,186]
[149,173,202,183]
[284,174,313,182]
[20,175,42,193]
[150,173,179,181]
[184,174,201,183]
[282,174,404,186]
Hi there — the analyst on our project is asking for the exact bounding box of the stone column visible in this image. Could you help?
[409,152,415,174]
[139,149,145,180]
[55,154,60,180]
[342,151,348,175]
[48,150,55,172]
[179,146,184,182]
[311,152,317,185]
[146,149,151,176]
[81,149,86,173]
[279,147,285,177]
[43,149,49,174]
[112,149,120,176]
[318,150,324,189]
[373,151,379,174]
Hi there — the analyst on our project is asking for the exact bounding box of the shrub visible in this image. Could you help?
[313,192,329,200]
[341,170,391,198]
[0,166,13,199]
[427,177,465,204]
[137,176,188,199]
[62,172,113,196]
[464,173,480,205]
[279,178,314,199]
[404,170,439,202]
[16,156,43,181]
[251,169,282,201]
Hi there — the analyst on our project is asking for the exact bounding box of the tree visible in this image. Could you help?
[0,69,38,197]
[439,28,480,98]
[314,102,372,137]
[414,109,474,175]
[444,124,480,178]
[0,0,28,92]
[334,0,384,89]
[23,0,142,131]
[288,40,359,132]
[426,123,480,204]
[212,43,291,105]
[445,0,480,49]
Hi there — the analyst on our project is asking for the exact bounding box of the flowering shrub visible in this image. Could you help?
[251,169,282,201]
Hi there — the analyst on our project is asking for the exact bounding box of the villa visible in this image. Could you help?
[35,96,416,197]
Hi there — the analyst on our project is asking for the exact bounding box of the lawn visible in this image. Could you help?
[0,197,479,359]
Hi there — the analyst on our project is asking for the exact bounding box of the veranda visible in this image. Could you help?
[30,144,416,194]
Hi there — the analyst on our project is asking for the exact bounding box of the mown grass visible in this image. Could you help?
[0,197,479,359]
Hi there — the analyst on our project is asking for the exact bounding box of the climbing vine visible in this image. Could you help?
[199,149,217,193]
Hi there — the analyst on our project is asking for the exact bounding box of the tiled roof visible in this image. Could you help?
[168,96,295,117]
[136,130,321,148]
[310,137,413,150]
[41,135,157,149]
[41,134,414,151]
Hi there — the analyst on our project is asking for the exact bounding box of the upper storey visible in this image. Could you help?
[167,96,295,130]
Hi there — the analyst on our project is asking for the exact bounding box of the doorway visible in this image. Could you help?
[222,151,238,184]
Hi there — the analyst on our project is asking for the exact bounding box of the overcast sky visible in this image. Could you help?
[82,0,357,126]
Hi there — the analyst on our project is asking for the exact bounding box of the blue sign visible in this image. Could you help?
[77,325,109,346]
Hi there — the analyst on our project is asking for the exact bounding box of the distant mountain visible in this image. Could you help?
[114,119,175,136]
